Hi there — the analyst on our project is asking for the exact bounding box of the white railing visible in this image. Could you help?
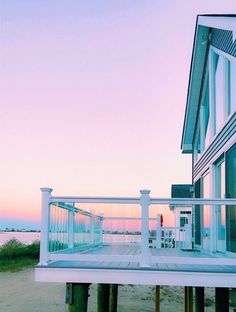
[39,188,236,266]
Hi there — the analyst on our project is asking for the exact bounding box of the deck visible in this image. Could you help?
[36,188,236,288]
[35,245,236,287]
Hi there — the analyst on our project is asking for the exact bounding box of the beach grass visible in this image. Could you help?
[0,239,40,272]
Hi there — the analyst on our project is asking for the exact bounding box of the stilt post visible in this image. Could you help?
[215,287,229,312]
[97,283,110,312]
[67,283,90,312]
[109,284,118,312]
[184,286,193,312]
[155,285,160,312]
[195,287,204,312]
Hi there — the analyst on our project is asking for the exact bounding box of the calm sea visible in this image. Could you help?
[0,232,141,246]
[0,232,40,246]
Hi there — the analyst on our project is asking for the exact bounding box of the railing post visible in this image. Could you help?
[156,214,162,248]
[90,212,95,246]
[39,187,53,265]
[68,204,74,249]
[140,189,151,267]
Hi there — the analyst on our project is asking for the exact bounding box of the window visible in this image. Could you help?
[211,48,232,135]
[180,216,189,227]
[226,144,236,252]
[194,47,235,165]
[194,179,202,245]
[214,55,231,132]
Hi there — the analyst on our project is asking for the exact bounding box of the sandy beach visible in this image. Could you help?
[0,268,235,311]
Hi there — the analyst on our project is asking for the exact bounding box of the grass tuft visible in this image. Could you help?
[0,239,40,272]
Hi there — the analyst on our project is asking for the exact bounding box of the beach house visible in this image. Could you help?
[181,14,236,255]
[35,15,236,312]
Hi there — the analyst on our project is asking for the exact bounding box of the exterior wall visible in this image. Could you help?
[192,27,236,254]
[193,113,236,179]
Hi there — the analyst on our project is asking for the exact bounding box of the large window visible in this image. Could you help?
[193,47,235,164]
[226,144,236,252]
[213,50,231,134]
[194,179,202,245]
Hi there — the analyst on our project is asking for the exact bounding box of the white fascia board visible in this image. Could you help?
[35,267,236,287]
[198,16,236,41]
[181,25,209,153]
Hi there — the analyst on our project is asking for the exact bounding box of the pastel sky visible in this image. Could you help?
[1,1,236,229]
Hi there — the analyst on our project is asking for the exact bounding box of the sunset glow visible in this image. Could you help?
[1,1,236,229]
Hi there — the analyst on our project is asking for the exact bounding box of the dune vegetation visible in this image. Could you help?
[0,239,40,272]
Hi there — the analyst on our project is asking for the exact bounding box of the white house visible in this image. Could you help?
[181,14,236,255]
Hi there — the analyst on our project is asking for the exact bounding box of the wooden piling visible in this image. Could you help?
[215,287,229,312]
[97,283,110,312]
[184,286,193,312]
[155,285,160,312]
[109,284,118,312]
[67,283,90,312]
[195,287,204,312]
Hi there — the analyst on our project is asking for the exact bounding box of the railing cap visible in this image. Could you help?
[40,187,53,193]
[140,189,151,195]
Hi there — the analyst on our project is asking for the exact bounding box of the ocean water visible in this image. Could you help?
[0,232,141,246]
[0,232,40,246]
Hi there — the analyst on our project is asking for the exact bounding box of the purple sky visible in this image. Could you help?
[1,1,235,228]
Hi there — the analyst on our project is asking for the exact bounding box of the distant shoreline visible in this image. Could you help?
[0,230,40,233]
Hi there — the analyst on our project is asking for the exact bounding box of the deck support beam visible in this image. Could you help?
[184,286,193,312]
[66,283,90,312]
[155,285,160,312]
[195,287,204,312]
[109,284,118,312]
[97,284,110,312]
[215,287,229,312]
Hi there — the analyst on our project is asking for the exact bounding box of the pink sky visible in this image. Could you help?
[1,1,236,229]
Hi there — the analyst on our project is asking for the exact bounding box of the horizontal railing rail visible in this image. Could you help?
[50,196,140,204]
[51,196,236,206]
